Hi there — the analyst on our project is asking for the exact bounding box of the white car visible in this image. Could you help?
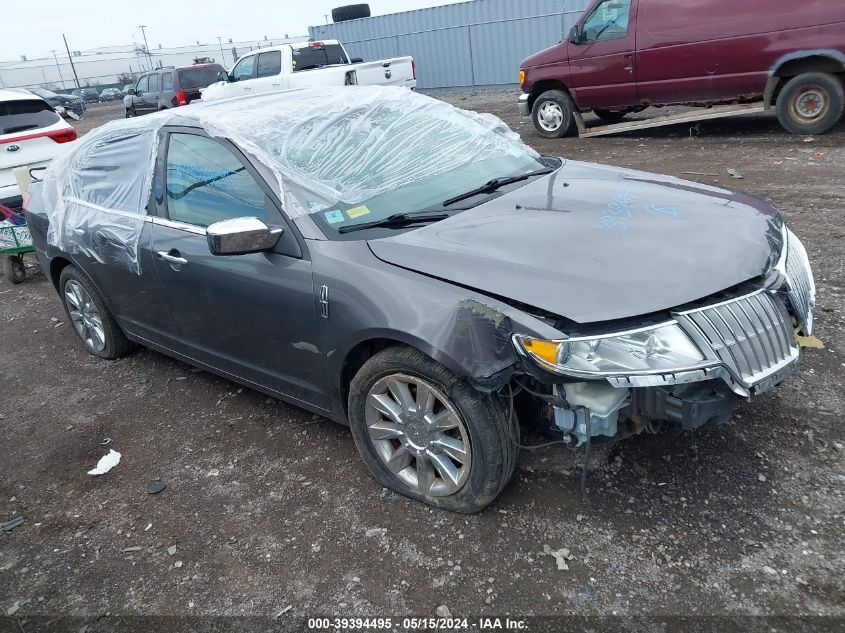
[201,40,416,101]
[1,89,77,208]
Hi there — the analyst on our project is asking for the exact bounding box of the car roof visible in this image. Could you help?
[0,88,48,103]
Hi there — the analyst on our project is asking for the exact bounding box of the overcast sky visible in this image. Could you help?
[1,0,468,61]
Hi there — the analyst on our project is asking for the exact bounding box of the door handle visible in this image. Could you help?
[156,250,188,266]
[244,86,253,91]
[624,54,635,72]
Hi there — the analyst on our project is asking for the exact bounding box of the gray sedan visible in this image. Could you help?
[25,87,815,512]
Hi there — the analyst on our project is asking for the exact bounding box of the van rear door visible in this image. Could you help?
[567,0,640,109]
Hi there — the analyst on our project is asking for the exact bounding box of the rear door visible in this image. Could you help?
[149,129,329,408]
[251,50,284,94]
[566,0,640,109]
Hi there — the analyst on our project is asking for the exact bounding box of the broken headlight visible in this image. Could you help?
[514,323,711,378]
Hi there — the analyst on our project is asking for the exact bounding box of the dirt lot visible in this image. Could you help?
[1,92,843,632]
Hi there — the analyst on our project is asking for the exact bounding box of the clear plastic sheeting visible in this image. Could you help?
[34,117,158,274]
[32,86,536,273]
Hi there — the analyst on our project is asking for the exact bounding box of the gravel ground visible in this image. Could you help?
[1,91,843,632]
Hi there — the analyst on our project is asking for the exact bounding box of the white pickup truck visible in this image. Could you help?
[201,40,416,101]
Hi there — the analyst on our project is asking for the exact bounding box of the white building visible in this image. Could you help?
[0,34,307,91]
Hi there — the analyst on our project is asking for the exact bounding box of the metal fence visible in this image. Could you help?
[309,0,591,89]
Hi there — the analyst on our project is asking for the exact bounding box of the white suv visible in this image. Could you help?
[1,89,77,208]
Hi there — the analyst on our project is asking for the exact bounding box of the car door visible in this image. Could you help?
[226,54,258,97]
[131,75,149,113]
[252,50,283,94]
[142,72,161,112]
[567,0,639,109]
[149,128,330,409]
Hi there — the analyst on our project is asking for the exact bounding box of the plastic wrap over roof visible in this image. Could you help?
[33,86,538,273]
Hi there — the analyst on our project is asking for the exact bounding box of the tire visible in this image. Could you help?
[531,89,577,138]
[124,107,135,118]
[776,72,845,135]
[58,265,134,360]
[348,345,518,513]
[2,255,26,284]
[594,108,627,122]
[332,4,371,22]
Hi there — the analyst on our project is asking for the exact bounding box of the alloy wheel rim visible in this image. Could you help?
[365,374,471,497]
[537,102,564,131]
[65,280,106,352]
[791,86,829,122]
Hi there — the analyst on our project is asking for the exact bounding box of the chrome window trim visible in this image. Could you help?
[146,215,207,236]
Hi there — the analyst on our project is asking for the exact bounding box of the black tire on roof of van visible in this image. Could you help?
[776,72,845,135]
[332,4,371,22]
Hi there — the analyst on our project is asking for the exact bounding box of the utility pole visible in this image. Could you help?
[138,25,154,71]
[62,34,81,89]
[51,50,67,89]
[216,36,226,65]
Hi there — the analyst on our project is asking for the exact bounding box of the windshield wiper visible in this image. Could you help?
[338,212,450,234]
[442,168,554,207]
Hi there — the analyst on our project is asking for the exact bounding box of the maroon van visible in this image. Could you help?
[518,0,845,136]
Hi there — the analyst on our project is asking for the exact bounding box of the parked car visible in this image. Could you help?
[201,40,416,101]
[123,64,224,117]
[71,88,100,104]
[0,89,77,209]
[519,0,845,136]
[25,87,814,512]
[99,87,123,102]
[27,88,86,118]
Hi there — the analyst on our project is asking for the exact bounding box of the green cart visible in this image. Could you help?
[0,222,33,284]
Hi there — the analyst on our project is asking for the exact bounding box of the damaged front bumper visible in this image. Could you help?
[512,227,814,444]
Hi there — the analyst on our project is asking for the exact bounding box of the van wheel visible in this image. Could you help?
[59,265,134,359]
[348,346,518,513]
[594,109,627,122]
[532,90,577,138]
[776,72,845,135]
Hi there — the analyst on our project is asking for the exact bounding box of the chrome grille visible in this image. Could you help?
[785,229,815,335]
[676,291,798,389]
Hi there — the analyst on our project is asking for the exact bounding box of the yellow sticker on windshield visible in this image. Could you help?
[347,205,371,219]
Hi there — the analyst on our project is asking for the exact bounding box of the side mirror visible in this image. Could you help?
[126,88,136,96]
[569,24,583,44]
[349,57,364,64]
[218,70,231,82]
[207,217,283,256]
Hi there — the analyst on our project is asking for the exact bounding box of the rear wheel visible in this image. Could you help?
[348,346,518,513]
[124,106,136,118]
[531,90,577,138]
[59,265,134,359]
[594,108,627,122]
[776,72,845,135]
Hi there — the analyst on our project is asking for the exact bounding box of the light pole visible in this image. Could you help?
[51,49,67,89]
[138,25,153,71]
[216,36,226,65]
[62,34,82,89]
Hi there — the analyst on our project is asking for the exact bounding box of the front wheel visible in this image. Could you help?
[531,90,577,138]
[776,72,845,135]
[2,255,26,284]
[348,346,518,513]
[124,107,136,118]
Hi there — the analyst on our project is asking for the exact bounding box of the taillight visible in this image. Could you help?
[47,128,77,143]
[176,91,187,106]
[412,59,416,80]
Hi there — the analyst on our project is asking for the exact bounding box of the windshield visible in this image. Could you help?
[291,44,349,71]
[31,88,58,99]
[195,86,542,225]
[178,66,222,89]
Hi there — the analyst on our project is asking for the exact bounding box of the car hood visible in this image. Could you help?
[368,160,784,324]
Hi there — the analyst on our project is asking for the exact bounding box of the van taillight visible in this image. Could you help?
[176,91,188,106]
[47,128,77,143]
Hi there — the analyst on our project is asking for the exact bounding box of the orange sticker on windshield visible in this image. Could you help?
[347,205,371,219]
